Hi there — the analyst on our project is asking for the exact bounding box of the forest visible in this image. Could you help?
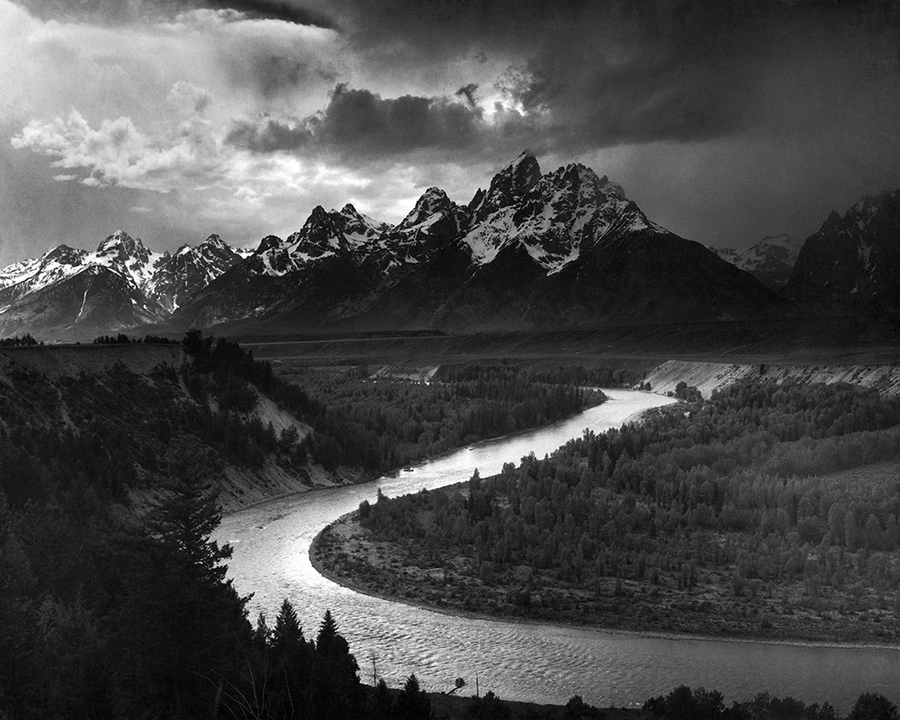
[325,380,900,642]
[277,361,620,471]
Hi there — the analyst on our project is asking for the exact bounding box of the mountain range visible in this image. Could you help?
[710,235,803,291]
[0,152,897,341]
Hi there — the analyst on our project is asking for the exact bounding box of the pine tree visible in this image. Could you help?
[114,481,250,718]
[848,693,899,720]
[273,598,305,654]
[396,674,432,720]
[371,678,394,720]
[316,608,338,654]
[311,610,362,719]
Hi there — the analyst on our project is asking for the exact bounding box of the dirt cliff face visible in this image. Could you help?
[643,359,900,399]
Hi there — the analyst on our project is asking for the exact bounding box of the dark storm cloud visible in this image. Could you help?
[226,116,314,153]
[455,84,479,108]
[14,0,333,26]
[228,84,497,158]
[316,0,899,152]
[228,52,338,100]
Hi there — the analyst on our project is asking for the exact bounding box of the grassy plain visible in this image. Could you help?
[239,323,900,371]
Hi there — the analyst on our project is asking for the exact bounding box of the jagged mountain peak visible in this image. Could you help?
[44,244,87,262]
[759,234,798,246]
[541,163,628,203]
[473,151,542,220]
[340,203,362,218]
[851,188,900,215]
[256,235,283,254]
[461,152,660,272]
[397,187,454,230]
[783,187,900,317]
[96,229,147,259]
[282,203,386,265]
[712,234,802,290]
[814,189,900,237]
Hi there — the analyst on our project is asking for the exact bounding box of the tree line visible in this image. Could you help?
[280,362,614,472]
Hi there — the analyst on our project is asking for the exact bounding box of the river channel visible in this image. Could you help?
[215,390,900,713]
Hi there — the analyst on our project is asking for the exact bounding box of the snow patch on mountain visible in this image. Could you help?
[463,160,662,273]
[712,234,803,289]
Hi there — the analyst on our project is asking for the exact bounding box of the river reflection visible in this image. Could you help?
[215,390,900,713]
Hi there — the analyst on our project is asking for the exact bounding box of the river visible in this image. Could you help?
[215,389,900,713]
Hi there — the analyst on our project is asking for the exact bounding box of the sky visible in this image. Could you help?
[0,0,898,267]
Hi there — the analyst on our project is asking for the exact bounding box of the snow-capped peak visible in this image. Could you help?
[473,151,542,220]
[711,234,802,289]
[96,229,148,261]
[202,233,228,249]
[759,234,799,249]
[340,203,362,219]
[461,153,660,272]
[397,187,453,231]
[256,235,284,254]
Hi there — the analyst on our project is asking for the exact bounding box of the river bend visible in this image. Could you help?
[215,390,900,713]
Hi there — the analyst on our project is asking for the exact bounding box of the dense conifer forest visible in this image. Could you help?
[321,381,900,642]
[278,362,618,471]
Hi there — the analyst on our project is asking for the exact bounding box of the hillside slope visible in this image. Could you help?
[643,358,900,398]
[0,342,355,514]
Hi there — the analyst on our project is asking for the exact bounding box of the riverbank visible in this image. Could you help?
[310,509,900,650]
[219,387,617,516]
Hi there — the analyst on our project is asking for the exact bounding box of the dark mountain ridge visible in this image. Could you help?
[783,189,900,323]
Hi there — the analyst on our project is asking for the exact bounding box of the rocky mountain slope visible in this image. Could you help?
[0,341,356,513]
[0,231,248,339]
[4,152,898,341]
[173,152,783,333]
[711,234,803,290]
[783,190,900,321]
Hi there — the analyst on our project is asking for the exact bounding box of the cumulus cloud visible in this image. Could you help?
[10,102,224,192]
[226,115,313,153]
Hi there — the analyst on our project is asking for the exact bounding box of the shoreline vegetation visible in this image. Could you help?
[310,380,900,649]
[222,387,619,517]
[310,507,900,651]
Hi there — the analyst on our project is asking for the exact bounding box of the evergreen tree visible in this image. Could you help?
[311,610,362,719]
[396,674,432,720]
[114,481,250,719]
[467,690,512,719]
[371,678,394,720]
[273,598,305,654]
[316,608,338,654]
[848,693,900,720]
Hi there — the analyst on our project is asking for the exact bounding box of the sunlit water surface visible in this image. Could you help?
[215,390,900,713]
